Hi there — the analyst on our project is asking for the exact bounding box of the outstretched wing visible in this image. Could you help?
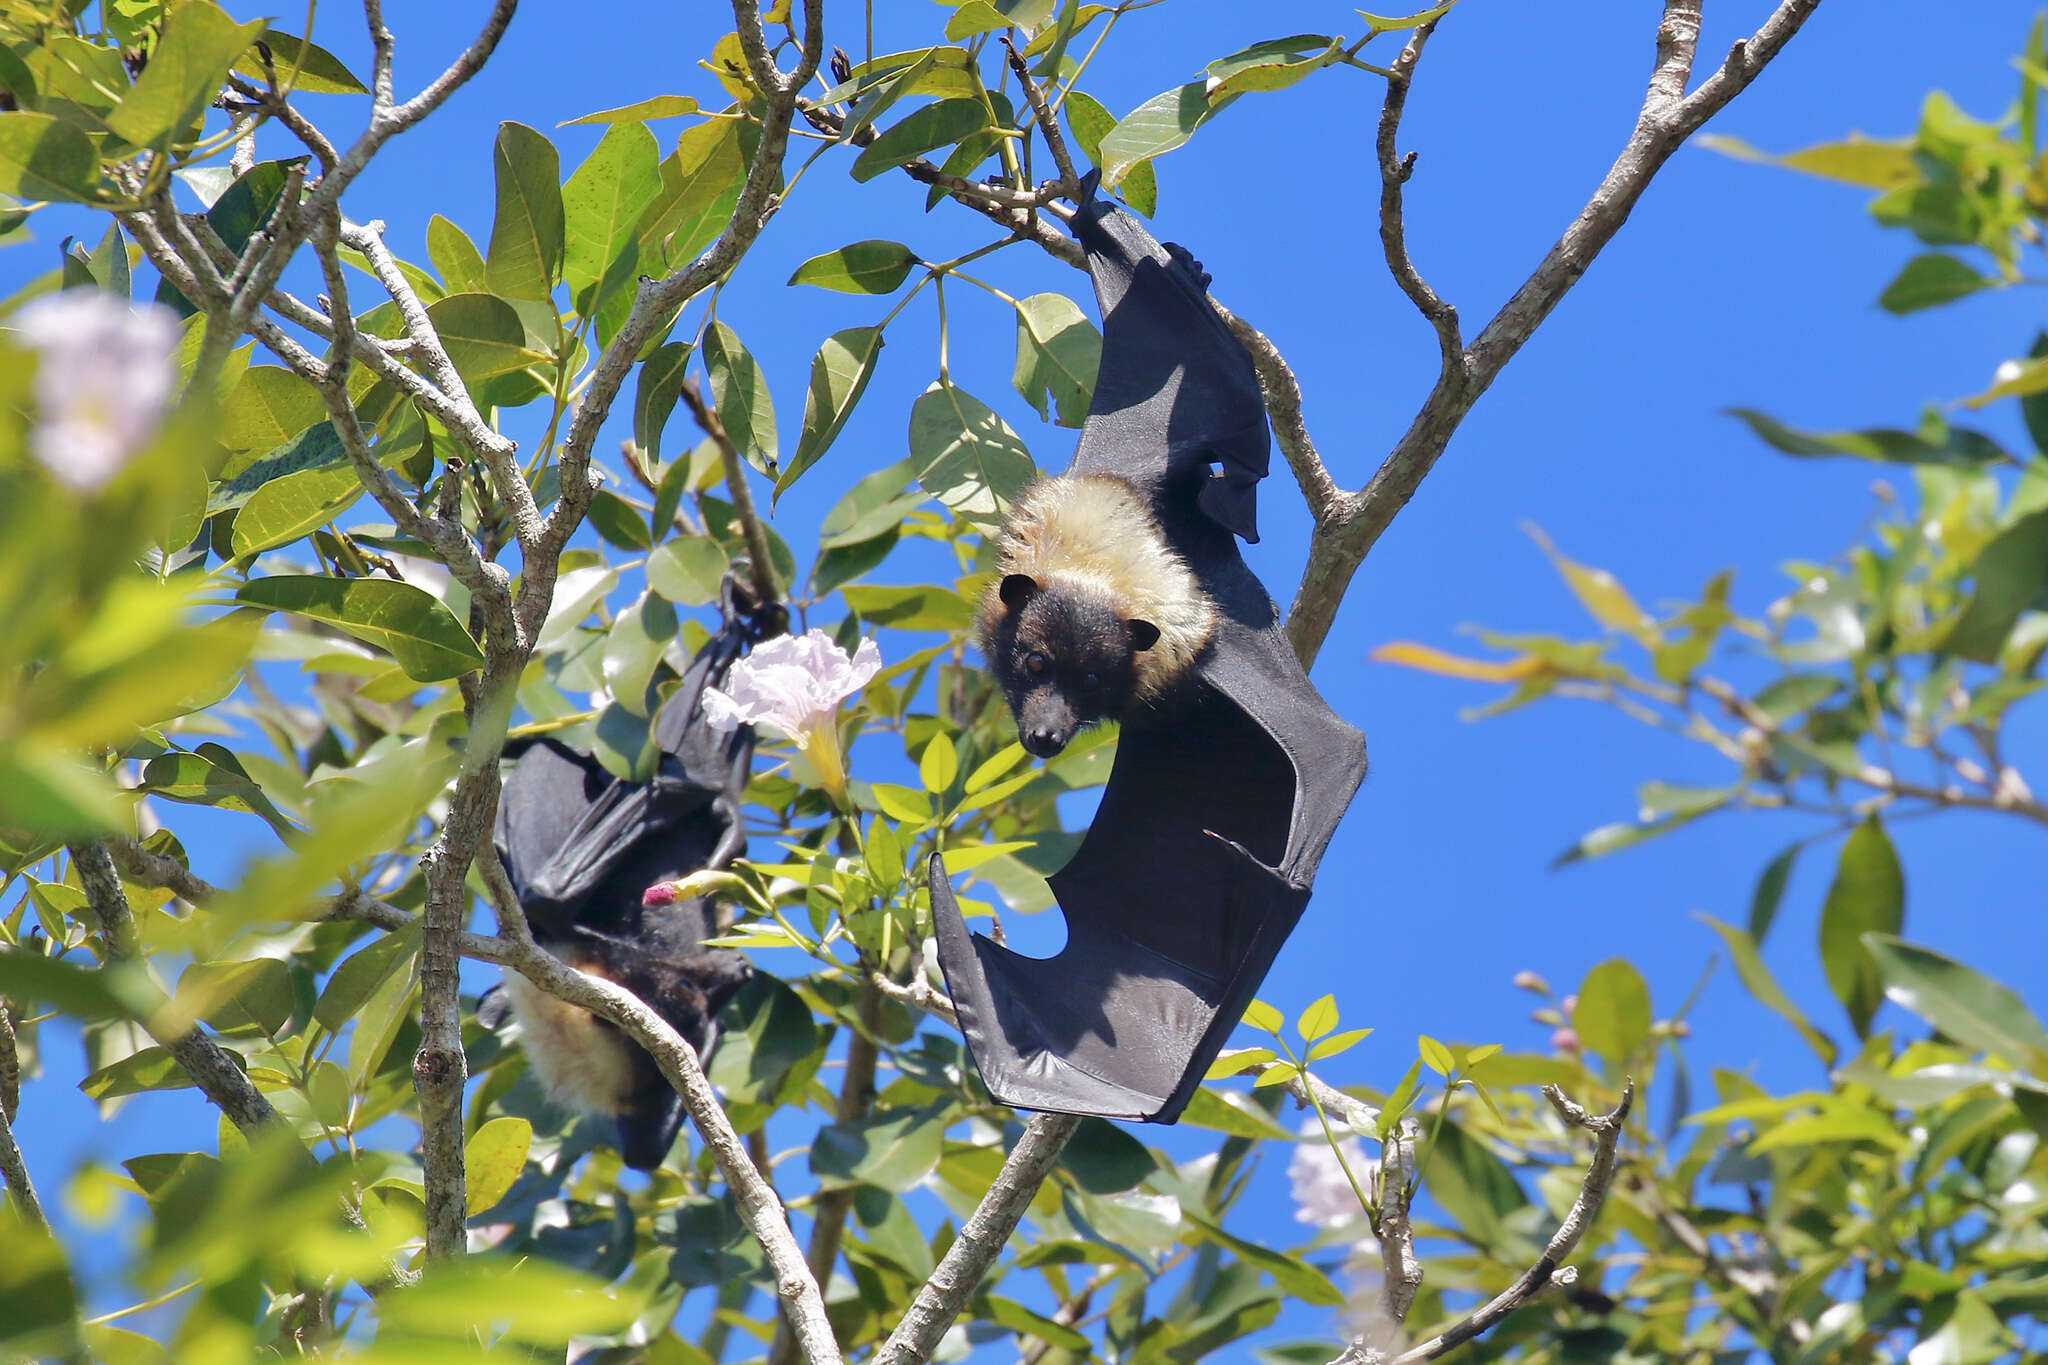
[931,191,1366,1122]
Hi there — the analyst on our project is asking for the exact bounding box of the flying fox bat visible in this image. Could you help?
[930,177,1368,1123]
[485,595,768,1169]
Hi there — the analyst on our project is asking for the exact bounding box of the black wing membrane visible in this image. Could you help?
[931,185,1368,1123]
[492,599,761,1167]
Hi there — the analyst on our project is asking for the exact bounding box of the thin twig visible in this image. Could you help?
[1375,23,1461,369]
[1000,36,1080,191]
[678,377,784,606]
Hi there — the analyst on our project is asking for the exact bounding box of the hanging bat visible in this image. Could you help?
[929,177,1368,1123]
[485,599,765,1170]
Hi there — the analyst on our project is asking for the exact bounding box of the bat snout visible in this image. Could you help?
[1021,725,1070,758]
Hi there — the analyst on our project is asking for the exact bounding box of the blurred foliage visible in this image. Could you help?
[0,2,2039,1364]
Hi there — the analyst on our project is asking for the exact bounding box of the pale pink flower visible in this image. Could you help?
[702,629,882,804]
[1288,1129,1376,1236]
[10,291,181,492]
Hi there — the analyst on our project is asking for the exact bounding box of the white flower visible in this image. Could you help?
[703,629,881,805]
[1994,358,2026,386]
[1288,1127,1377,1238]
[9,291,181,493]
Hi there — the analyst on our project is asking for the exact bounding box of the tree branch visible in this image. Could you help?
[67,842,281,1135]
[1284,0,1823,666]
[333,218,540,550]
[483,899,844,1365]
[1337,1081,1634,1365]
[871,1113,1084,1365]
[0,1001,42,1228]
[767,984,883,1365]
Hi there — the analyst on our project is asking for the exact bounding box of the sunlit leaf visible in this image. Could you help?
[1818,817,1905,1038]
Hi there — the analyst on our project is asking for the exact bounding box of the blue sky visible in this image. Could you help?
[7,0,2046,1351]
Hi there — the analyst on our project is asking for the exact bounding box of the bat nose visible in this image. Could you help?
[1022,726,1068,757]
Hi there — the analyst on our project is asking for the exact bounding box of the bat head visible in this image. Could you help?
[987,572,1159,757]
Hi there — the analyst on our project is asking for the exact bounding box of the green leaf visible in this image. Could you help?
[1818,817,1905,1038]
[1698,914,1837,1067]
[1636,781,1735,820]
[919,732,958,794]
[1863,935,2048,1071]
[907,379,1035,531]
[426,215,487,293]
[782,327,886,502]
[1425,1119,1529,1251]
[0,112,106,203]
[172,958,293,1035]
[1206,1048,1276,1079]
[639,117,745,272]
[810,1103,950,1193]
[229,462,364,558]
[1307,1028,1371,1062]
[647,535,729,607]
[1203,34,1341,99]
[1098,81,1219,187]
[588,489,652,552]
[485,122,565,302]
[1012,293,1101,428]
[563,121,661,317]
[105,1,263,150]
[704,320,777,476]
[1063,89,1155,215]
[1748,842,1800,944]
[232,30,367,95]
[1417,1034,1455,1076]
[788,240,919,293]
[1878,253,1995,313]
[220,364,325,453]
[237,576,485,681]
[1183,1210,1344,1307]
[1179,1087,1293,1140]
[1240,999,1282,1033]
[633,341,694,465]
[562,95,700,125]
[464,1117,532,1217]
[80,1046,197,1100]
[140,748,296,837]
[314,922,420,1032]
[974,1296,1090,1352]
[1296,993,1338,1043]
[1572,959,1652,1068]
[850,99,991,182]
[1059,1117,1155,1193]
[601,591,677,713]
[1728,408,2006,468]
[1940,509,2048,662]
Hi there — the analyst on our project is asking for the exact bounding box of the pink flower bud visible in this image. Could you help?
[1511,970,1548,994]
[641,882,679,908]
[1550,1027,1580,1053]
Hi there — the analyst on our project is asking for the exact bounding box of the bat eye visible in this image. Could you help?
[1024,651,1048,676]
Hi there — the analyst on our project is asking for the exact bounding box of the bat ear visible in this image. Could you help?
[1127,619,1161,652]
[999,574,1040,610]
